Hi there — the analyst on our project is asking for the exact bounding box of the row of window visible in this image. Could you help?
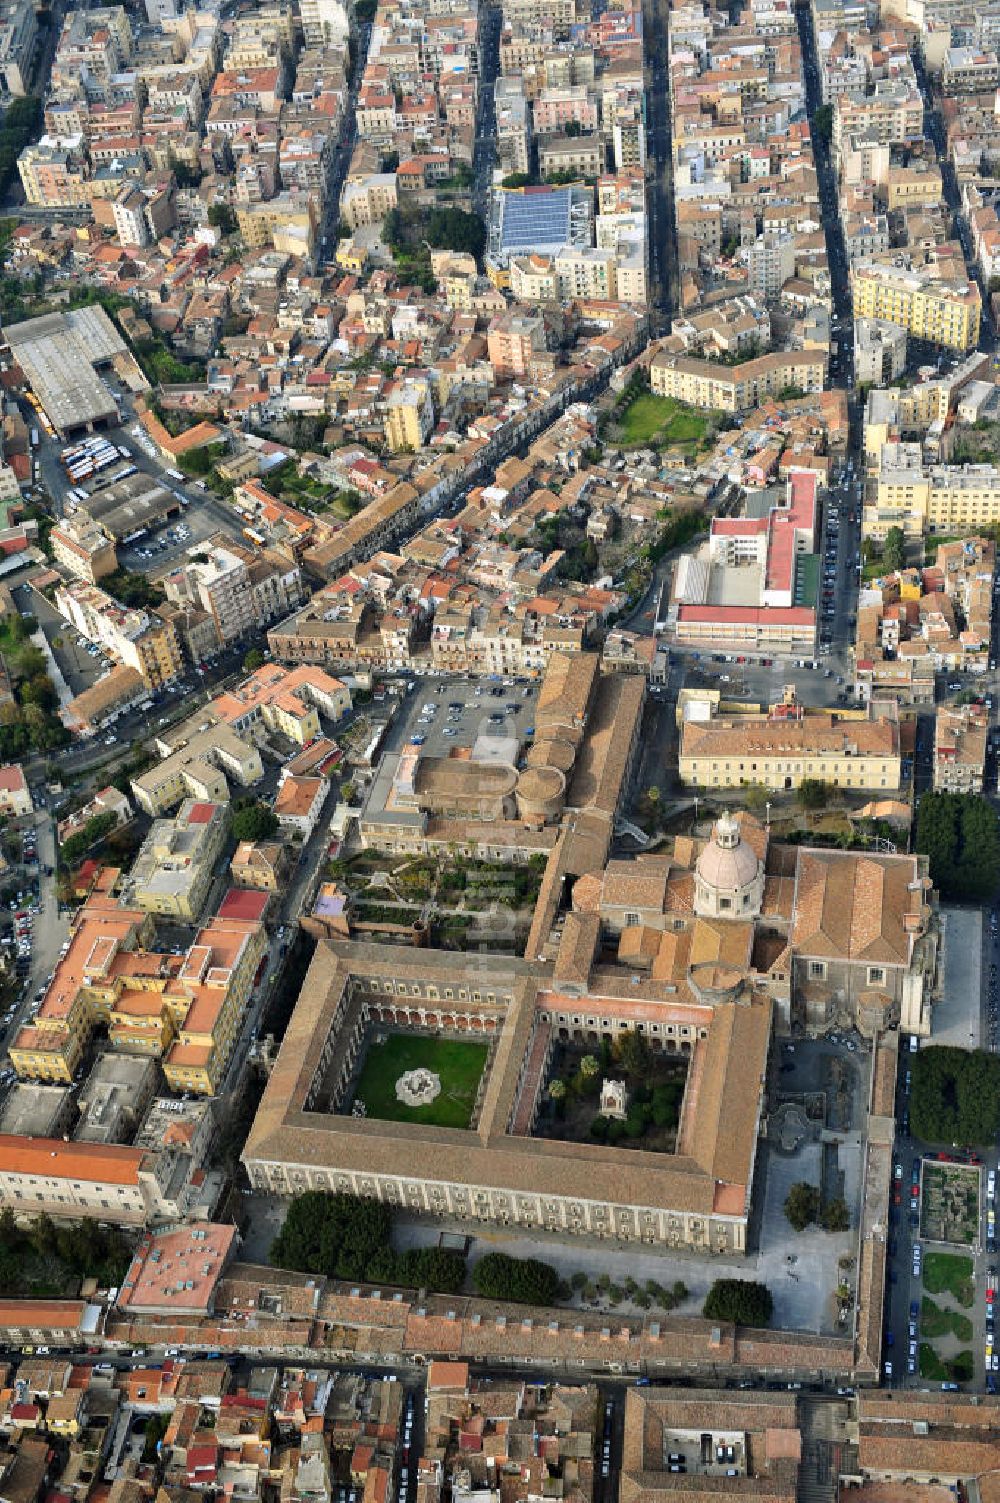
[698,775,892,787]
[806,960,888,985]
[545,1012,707,1038]
[361,977,511,1005]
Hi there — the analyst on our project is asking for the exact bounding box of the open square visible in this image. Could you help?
[920,1161,980,1246]
[351,1032,489,1129]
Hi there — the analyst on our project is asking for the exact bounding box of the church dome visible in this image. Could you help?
[696,812,761,892]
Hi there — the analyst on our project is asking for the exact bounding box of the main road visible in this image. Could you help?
[642,0,678,326]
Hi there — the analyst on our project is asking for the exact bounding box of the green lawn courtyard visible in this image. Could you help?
[351,1032,489,1129]
[922,1251,976,1307]
[919,1342,973,1383]
[921,1295,973,1342]
[617,394,709,450]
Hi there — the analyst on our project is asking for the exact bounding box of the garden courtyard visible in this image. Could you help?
[533,1033,689,1153]
[918,1251,975,1384]
[350,1031,490,1130]
[920,1162,980,1246]
[612,393,711,454]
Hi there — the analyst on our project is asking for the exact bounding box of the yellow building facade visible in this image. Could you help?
[852,264,981,350]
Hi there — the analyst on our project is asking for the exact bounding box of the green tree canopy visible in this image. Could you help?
[703,1278,773,1327]
[812,103,833,143]
[784,1181,820,1231]
[910,1046,1000,1145]
[821,1198,850,1232]
[270,1191,465,1291]
[615,1026,650,1077]
[796,778,829,811]
[472,1252,559,1305]
[882,525,906,573]
[916,792,1000,903]
[208,202,238,235]
[59,809,120,870]
[425,206,486,260]
[231,800,278,843]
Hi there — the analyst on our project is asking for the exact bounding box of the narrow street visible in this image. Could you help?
[642,0,677,326]
[472,5,501,218]
[912,51,996,350]
[318,22,372,264]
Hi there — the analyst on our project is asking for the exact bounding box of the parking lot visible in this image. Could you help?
[386,677,541,761]
[118,513,193,570]
[23,584,111,699]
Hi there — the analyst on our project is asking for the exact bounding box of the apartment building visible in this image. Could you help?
[833,80,924,149]
[212,663,351,746]
[18,136,90,208]
[0,1138,159,1224]
[0,765,32,817]
[162,915,266,1095]
[742,231,796,299]
[112,185,150,247]
[274,772,328,841]
[51,4,131,99]
[867,453,1000,538]
[539,135,604,179]
[55,580,183,688]
[553,246,618,299]
[941,45,999,92]
[383,379,434,453]
[852,262,982,350]
[298,0,350,45]
[672,472,819,650]
[679,703,902,792]
[131,722,263,817]
[0,0,38,95]
[650,349,826,413]
[163,539,303,648]
[486,312,547,379]
[886,162,942,210]
[934,703,988,792]
[235,194,317,254]
[125,798,229,920]
[340,173,397,230]
[50,515,118,584]
[854,319,907,386]
[495,76,531,177]
[10,898,266,1098]
[230,840,289,891]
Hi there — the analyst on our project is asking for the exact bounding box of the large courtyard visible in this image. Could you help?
[350,1031,490,1130]
[533,1037,689,1154]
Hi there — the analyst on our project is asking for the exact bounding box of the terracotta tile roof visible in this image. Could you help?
[790,850,926,964]
[0,1136,142,1185]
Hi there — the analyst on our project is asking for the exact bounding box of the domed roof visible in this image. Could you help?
[696,813,761,892]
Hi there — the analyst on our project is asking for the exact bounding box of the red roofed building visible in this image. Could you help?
[0,763,32,816]
[186,1441,219,1485]
[118,1223,237,1317]
[672,470,819,651]
[217,887,272,925]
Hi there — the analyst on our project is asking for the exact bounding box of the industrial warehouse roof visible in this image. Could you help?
[4,307,124,436]
[491,186,593,260]
[78,472,180,541]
